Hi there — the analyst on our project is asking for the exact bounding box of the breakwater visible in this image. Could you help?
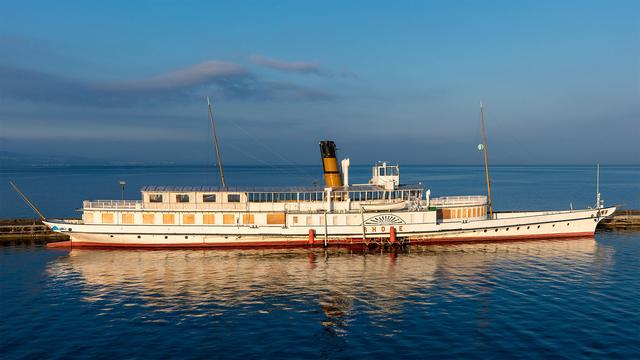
[0,219,68,244]
[599,209,640,231]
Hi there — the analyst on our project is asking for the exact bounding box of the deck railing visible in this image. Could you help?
[430,195,487,207]
[83,200,142,210]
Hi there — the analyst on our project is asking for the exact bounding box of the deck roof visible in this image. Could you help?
[140,184,424,193]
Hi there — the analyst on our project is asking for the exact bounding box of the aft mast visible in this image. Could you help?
[480,100,494,218]
[596,164,602,209]
[207,96,226,188]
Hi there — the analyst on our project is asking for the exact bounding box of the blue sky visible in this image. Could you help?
[1,0,638,165]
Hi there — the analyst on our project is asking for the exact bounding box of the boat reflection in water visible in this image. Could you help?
[46,238,612,334]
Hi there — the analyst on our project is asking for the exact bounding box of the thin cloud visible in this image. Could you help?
[102,61,246,91]
[0,61,334,106]
[251,55,322,74]
[250,55,357,79]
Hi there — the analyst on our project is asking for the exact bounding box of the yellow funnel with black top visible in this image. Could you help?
[319,140,342,188]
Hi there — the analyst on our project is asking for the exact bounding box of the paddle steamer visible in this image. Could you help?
[41,101,615,248]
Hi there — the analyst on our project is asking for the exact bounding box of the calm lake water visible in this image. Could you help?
[1,165,639,359]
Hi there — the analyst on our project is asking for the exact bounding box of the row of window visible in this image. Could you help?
[376,166,399,176]
[247,192,325,202]
[91,212,423,226]
[440,206,487,219]
[89,212,286,225]
[148,190,424,204]
[148,193,240,203]
[340,190,421,201]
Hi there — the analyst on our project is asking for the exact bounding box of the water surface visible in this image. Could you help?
[2,234,639,359]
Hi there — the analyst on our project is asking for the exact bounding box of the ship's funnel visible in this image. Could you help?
[319,140,343,188]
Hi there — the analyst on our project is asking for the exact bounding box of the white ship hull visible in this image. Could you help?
[45,207,614,248]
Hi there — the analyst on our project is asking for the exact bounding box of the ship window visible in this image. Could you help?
[203,194,216,202]
[101,213,114,224]
[223,214,235,224]
[149,194,163,203]
[122,213,134,224]
[143,213,155,224]
[267,213,285,225]
[293,216,299,224]
[243,213,255,224]
[176,194,189,203]
[183,214,195,224]
[379,167,384,176]
[228,194,241,203]
[84,212,94,223]
[203,213,215,224]
[163,213,175,224]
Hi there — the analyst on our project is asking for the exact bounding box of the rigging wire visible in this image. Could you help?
[222,140,317,184]
[219,114,318,183]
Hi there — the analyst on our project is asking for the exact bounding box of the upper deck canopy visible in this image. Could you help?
[140,184,424,193]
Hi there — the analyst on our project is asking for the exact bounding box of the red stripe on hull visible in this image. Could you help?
[410,231,594,244]
[46,231,595,249]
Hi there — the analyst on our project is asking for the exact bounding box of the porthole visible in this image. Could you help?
[537,225,540,229]
[506,228,509,231]
[517,227,520,230]
[527,226,530,229]
[185,236,189,239]
[567,223,570,226]
[552,224,555,227]
[110,235,114,238]
[69,228,73,232]
[495,229,498,232]
[164,236,168,239]
[137,235,141,239]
